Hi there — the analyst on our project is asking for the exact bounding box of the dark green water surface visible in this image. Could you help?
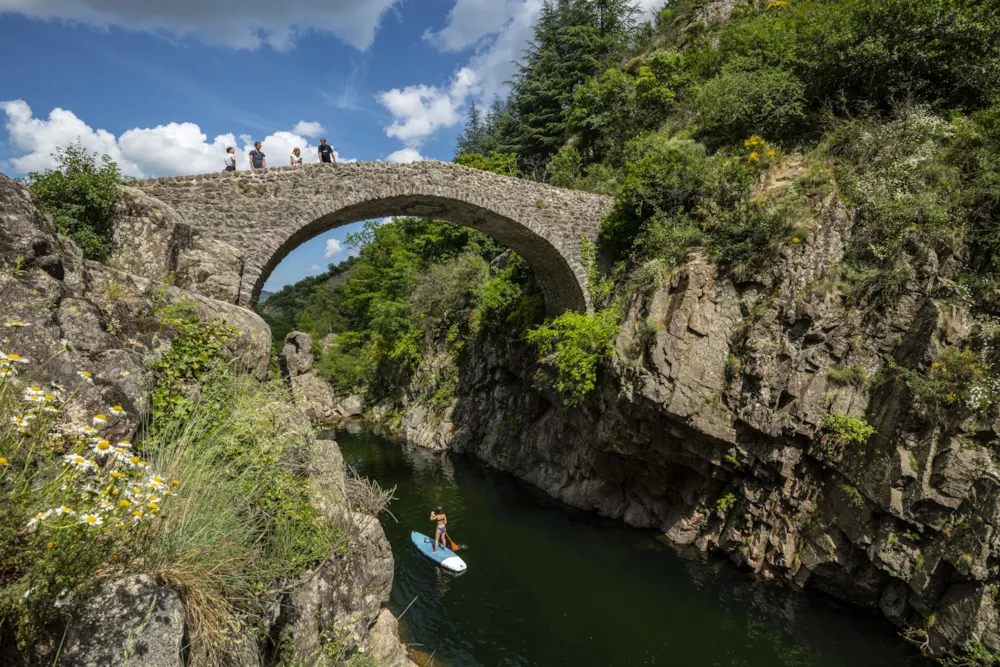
[331,426,927,667]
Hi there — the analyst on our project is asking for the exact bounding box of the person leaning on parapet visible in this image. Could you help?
[223,146,237,172]
[318,137,336,165]
[249,142,267,172]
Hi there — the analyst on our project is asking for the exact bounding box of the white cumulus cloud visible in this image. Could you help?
[0,0,402,51]
[385,147,424,163]
[423,0,520,52]
[310,264,322,272]
[291,121,326,138]
[324,238,343,258]
[0,100,350,178]
[376,67,478,157]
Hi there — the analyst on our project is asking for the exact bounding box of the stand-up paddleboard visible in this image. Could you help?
[411,531,467,573]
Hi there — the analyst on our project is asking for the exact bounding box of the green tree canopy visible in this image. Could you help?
[26,142,131,262]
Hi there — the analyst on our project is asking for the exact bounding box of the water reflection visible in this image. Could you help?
[331,427,927,667]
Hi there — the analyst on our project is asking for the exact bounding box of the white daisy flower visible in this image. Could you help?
[80,514,103,527]
[53,506,75,517]
[53,589,72,609]
[92,414,107,426]
[92,440,113,457]
[5,353,27,364]
[62,454,88,470]
[108,405,126,418]
[77,370,94,383]
[26,510,51,530]
[4,320,28,328]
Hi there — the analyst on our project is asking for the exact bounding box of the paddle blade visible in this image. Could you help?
[449,536,459,551]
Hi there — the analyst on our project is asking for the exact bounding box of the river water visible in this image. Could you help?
[332,426,928,667]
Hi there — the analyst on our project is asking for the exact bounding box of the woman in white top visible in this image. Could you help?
[224,146,236,171]
[290,147,303,166]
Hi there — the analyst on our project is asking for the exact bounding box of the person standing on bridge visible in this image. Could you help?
[318,137,336,165]
[249,142,266,172]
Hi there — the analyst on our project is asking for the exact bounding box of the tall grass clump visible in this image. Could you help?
[140,370,345,663]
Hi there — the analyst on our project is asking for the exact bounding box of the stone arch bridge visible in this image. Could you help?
[134,161,613,314]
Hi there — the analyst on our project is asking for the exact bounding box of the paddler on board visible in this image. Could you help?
[430,505,450,554]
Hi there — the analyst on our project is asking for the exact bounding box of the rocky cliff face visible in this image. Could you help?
[338,160,1000,660]
[0,174,411,666]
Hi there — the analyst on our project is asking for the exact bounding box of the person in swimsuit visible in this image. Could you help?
[430,505,448,554]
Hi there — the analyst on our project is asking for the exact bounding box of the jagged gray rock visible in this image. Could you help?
[112,186,247,304]
[369,609,421,667]
[282,331,340,423]
[59,575,184,667]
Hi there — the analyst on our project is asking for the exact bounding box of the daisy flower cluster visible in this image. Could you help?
[26,406,180,534]
[0,348,179,539]
[0,349,29,380]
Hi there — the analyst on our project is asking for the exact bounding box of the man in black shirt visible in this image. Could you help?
[318,137,336,164]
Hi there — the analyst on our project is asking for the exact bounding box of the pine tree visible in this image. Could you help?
[508,0,640,164]
[456,102,490,156]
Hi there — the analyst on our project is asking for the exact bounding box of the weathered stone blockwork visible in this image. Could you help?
[134,161,613,313]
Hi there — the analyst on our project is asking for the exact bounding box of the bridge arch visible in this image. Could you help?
[135,161,613,314]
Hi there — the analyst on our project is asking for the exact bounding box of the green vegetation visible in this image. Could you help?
[0,312,344,660]
[25,141,132,262]
[838,483,866,509]
[823,413,876,447]
[716,492,737,513]
[149,301,241,422]
[525,310,620,407]
[892,346,999,426]
[828,364,870,389]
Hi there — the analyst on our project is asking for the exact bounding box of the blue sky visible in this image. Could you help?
[0,0,658,290]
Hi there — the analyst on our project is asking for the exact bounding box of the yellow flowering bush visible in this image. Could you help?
[744,136,780,170]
